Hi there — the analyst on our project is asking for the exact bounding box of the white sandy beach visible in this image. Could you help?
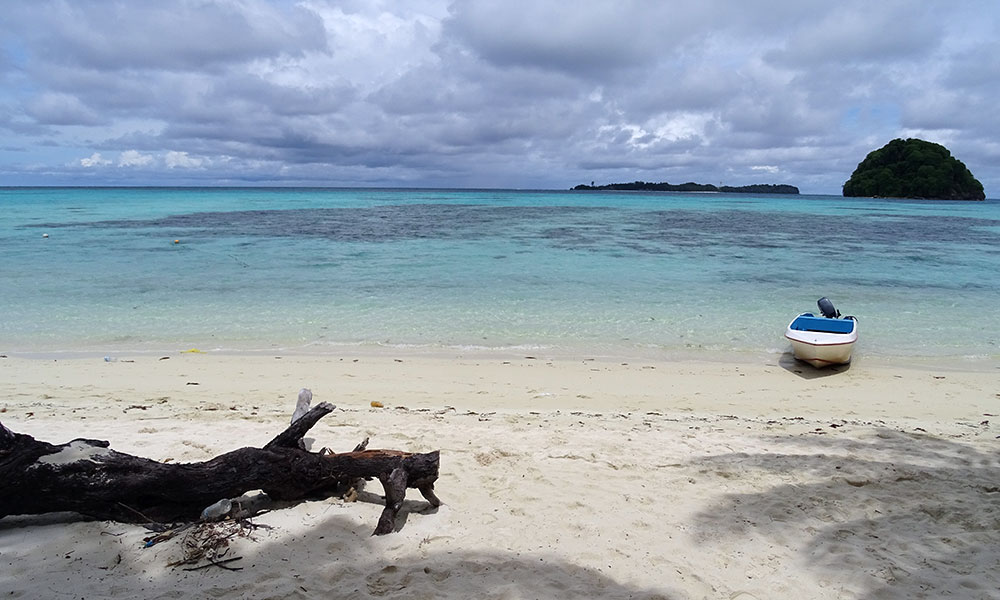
[1,352,998,599]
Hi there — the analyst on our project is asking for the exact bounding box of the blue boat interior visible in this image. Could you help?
[790,315,855,334]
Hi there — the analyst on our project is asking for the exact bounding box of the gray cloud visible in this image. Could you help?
[8,0,326,71]
[0,0,997,195]
[764,3,941,67]
[443,1,676,76]
[26,92,105,126]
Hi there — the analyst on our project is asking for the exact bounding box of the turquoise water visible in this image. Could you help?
[2,187,998,362]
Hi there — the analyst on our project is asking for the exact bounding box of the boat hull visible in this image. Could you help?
[785,315,858,368]
[785,336,855,367]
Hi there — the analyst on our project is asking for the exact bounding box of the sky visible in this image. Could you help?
[1,1,998,195]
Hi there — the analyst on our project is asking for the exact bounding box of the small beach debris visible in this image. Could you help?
[144,526,189,548]
[182,348,203,354]
[200,498,233,521]
[166,517,257,570]
[158,356,170,360]
[183,556,243,571]
[371,401,384,408]
[186,382,199,386]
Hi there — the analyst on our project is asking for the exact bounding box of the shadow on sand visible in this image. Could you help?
[778,351,852,379]
[689,427,1000,599]
[1,494,679,600]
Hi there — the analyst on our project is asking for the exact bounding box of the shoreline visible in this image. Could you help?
[2,351,996,423]
[3,340,998,370]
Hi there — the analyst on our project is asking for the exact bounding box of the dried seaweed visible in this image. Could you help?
[164,517,266,570]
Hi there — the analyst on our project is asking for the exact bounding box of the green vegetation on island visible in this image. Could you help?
[572,181,799,194]
[843,138,985,200]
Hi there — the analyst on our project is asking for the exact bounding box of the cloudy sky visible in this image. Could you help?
[2,1,998,195]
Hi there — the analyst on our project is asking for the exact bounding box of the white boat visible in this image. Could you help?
[785,298,858,368]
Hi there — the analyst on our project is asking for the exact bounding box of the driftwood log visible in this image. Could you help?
[0,402,440,535]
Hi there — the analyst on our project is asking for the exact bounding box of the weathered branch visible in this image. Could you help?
[264,401,335,449]
[0,409,440,535]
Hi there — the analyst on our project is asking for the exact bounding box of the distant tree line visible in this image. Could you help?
[572,181,800,194]
[843,138,985,200]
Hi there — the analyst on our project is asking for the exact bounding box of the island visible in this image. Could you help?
[843,138,985,200]
[572,181,800,194]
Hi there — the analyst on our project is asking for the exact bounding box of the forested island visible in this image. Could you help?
[572,181,800,194]
[843,138,985,200]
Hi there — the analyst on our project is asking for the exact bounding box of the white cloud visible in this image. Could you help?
[118,150,154,167]
[751,165,780,174]
[165,151,205,169]
[79,152,111,167]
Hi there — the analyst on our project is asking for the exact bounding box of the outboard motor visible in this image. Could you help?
[817,297,841,319]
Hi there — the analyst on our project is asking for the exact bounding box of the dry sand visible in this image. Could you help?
[1,351,998,599]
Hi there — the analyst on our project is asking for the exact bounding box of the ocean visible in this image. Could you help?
[2,187,998,365]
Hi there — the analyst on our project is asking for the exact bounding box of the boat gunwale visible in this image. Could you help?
[784,334,856,347]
